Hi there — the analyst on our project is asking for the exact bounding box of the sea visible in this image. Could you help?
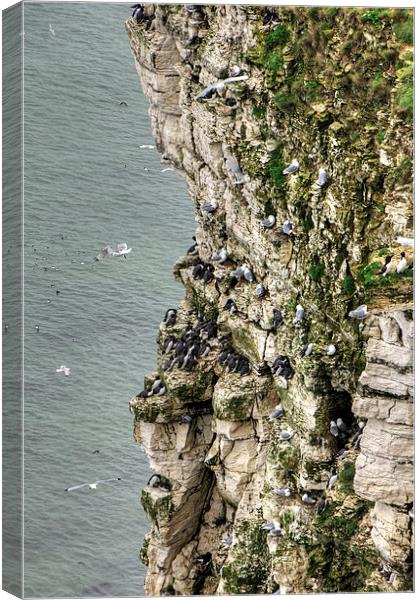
[20,2,195,596]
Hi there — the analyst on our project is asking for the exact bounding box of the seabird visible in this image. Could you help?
[211,248,228,263]
[151,379,162,393]
[330,420,339,437]
[316,167,329,187]
[192,263,204,279]
[222,535,234,548]
[396,252,408,273]
[336,418,349,433]
[65,477,122,492]
[272,487,291,497]
[225,157,246,184]
[279,430,294,441]
[379,255,393,276]
[269,406,284,420]
[261,215,276,229]
[327,474,338,489]
[348,305,368,319]
[293,304,304,324]
[139,144,154,149]
[179,415,193,424]
[255,283,266,298]
[95,245,114,261]
[242,265,254,283]
[113,243,132,258]
[49,23,55,36]
[187,237,198,255]
[35,325,39,333]
[316,497,327,513]
[282,159,299,175]
[163,309,177,327]
[201,198,218,213]
[223,299,238,314]
[303,343,313,357]
[268,520,283,537]
[325,344,336,356]
[301,492,316,505]
[56,365,71,376]
[282,220,293,235]
[272,309,283,328]
[230,265,244,278]
[195,75,249,101]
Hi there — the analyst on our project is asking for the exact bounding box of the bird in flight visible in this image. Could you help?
[65,477,122,492]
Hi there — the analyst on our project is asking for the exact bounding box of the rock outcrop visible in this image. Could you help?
[126,5,413,595]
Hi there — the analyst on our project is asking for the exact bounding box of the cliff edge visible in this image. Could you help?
[126,5,413,595]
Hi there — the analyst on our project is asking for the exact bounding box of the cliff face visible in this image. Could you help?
[126,5,413,595]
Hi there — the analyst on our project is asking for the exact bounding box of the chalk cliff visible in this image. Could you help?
[126,5,413,595]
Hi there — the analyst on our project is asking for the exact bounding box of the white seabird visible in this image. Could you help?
[56,365,71,376]
[396,252,408,273]
[348,305,368,319]
[113,243,132,258]
[49,23,55,36]
[293,304,304,324]
[225,157,245,184]
[316,167,329,187]
[65,477,122,492]
[261,215,276,229]
[211,248,228,263]
[282,220,293,235]
[304,343,313,356]
[195,75,249,101]
[201,198,218,213]
[282,159,299,175]
[325,344,336,356]
[302,492,316,505]
[242,264,254,282]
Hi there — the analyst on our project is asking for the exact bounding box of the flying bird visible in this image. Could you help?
[195,75,249,101]
[65,477,122,492]
[56,365,71,376]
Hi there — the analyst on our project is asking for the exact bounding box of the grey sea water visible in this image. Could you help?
[20,2,194,596]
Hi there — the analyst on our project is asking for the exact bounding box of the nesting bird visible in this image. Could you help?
[269,405,284,420]
[163,309,177,327]
[293,304,304,324]
[348,304,368,319]
[282,220,293,235]
[279,430,294,441]
[379,255,393,277]
[271,356,294,379]
[223,299,238,314]
[211,248,228,264]
[201,198,218,213]
[272,308,283,328]
[255,283,267,299]
[272,487,291,497]
[301,493,316,505]
[261,215,276,229]
[282,159,299,175]
[397,252,408,273]
[316,167,329,187]
[325,344,336,356]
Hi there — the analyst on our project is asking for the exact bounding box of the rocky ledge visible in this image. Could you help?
[126,5,413,595]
